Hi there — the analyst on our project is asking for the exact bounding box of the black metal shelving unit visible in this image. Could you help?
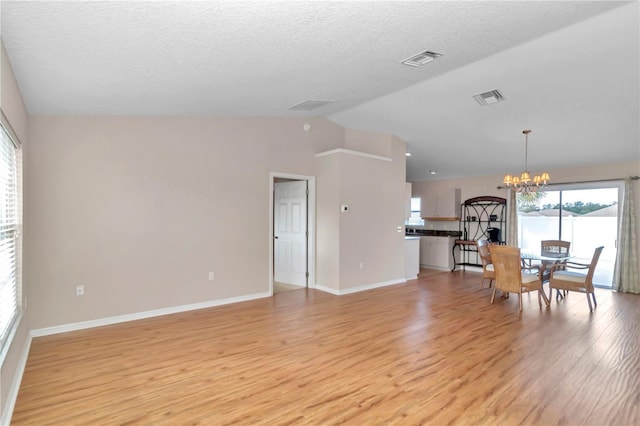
[451,196,507,271]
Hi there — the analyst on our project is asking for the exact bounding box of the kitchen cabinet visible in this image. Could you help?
[420,188,461,220]
[404,236,420,279]
[420,236,456,270]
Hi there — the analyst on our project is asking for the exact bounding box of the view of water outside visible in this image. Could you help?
[518,187,619,287]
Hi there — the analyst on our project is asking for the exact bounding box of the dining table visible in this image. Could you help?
[520,250,573,285]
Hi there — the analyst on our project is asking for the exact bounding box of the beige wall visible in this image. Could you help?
[315,154,341,291]
[343,127,393,158]
[338,134,406,289]
[301,129,408,292]
[25,116,407,329]
[0,41,30,422]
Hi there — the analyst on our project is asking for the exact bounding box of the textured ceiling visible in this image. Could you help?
[1,1,638,181]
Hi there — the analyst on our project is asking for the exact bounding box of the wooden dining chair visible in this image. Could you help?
[489,245,549,311]
[541,240,571,257]
[476,239,494,289]
[540,239,572,298]
[548,246,604,312]
[540,240,571,280]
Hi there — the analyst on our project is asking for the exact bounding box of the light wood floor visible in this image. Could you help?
[12,269,640,425]
[274,281,306,293]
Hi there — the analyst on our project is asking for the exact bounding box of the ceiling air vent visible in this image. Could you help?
[287,99,334,111]
[401,50,443,67]
[473,89,505,106]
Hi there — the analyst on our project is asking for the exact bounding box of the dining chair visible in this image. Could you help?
[476,239,494,289]
[541,240,571,257]
[540,239,571,297]
[540,239,571,275]
[548,246,604,312]
[489,245,549,311]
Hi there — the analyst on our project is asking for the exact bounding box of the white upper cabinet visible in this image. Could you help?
[420,188,461,219]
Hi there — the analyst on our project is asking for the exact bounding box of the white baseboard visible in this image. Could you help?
[316,278,406,295]
[31,291,271,337]
[3,281,407,424]
[314,284,340,295]
[420,264,454,272]
[1,333,32,426]
[451,265,482,273]
[2,292,270,424]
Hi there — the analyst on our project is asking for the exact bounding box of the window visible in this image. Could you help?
[406,197,424,226]
[517,183,621,287]
[0,123,21,359]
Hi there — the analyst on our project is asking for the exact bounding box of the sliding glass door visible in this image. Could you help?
[517,183,621,287]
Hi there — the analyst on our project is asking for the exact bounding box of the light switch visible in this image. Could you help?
[341,205,349,212]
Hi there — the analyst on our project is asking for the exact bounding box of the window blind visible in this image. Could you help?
[0,123,19,354]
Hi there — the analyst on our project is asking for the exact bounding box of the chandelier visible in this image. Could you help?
[503,130,549,194]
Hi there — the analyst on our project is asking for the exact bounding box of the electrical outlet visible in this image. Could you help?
[76,285,85,296]
[208,272,215,281]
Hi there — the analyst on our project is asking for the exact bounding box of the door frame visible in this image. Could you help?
[269,172,316,295]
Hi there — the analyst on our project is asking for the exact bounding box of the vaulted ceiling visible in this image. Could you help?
[1,1,638,181]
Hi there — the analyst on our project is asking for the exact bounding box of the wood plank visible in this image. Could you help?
[11,270,640,425]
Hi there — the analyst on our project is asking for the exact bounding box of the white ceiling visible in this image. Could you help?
[1,1,638,181]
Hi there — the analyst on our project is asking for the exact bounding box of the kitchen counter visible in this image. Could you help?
[405,230,461,238]
[404,237,420,280]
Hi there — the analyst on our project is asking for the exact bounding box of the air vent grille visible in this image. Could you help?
[287,100,334,111]
[401,50,443,67]
[473,89,505,106]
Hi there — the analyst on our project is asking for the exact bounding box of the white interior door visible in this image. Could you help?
[274,180,307,286]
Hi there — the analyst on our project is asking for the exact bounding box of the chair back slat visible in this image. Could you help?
[585,246,604,288]
[477,239,491,267]
[489,245,522,294]
[541,240,571,257]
